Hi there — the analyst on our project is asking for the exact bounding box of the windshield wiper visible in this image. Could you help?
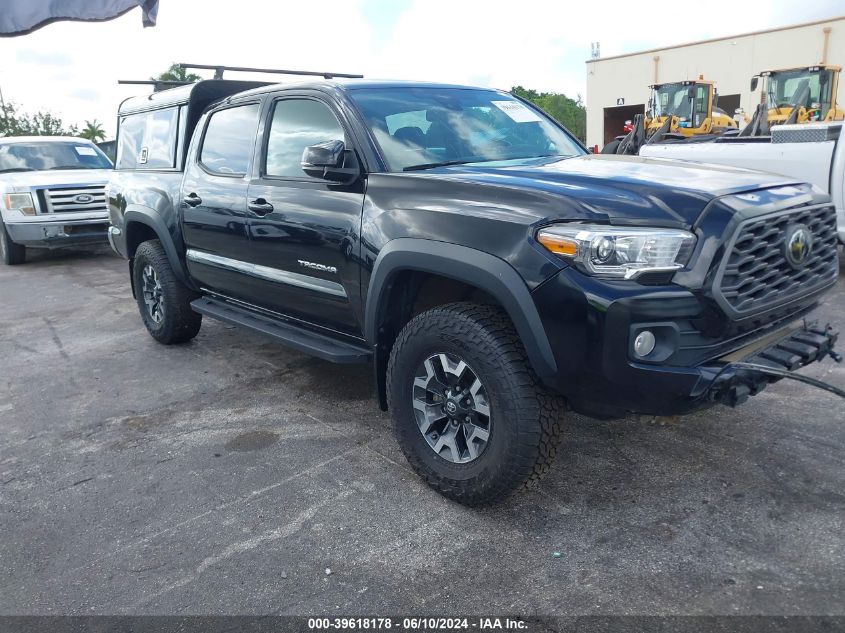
[46,165,90,170]
[0,167,35,173]
[404,155,568,172]
[403,159,479,172]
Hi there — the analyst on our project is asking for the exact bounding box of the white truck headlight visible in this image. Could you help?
[537,224,696,279]
[3,193,36,216]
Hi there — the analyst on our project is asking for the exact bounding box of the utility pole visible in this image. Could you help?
[0,83,8,134]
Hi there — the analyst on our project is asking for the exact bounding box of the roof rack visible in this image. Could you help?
[177,63,364,80]
[117,79,194,89]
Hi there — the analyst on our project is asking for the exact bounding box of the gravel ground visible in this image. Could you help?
[0,247,843,617]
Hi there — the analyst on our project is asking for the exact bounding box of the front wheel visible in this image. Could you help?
[132,240,201,344]
[0,221,26,265]
[387,303,565,506]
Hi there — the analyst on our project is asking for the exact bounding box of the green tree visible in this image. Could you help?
[79,120,106,142]
[0,101,78,137]
[152,63,202,83]
[511,86,586,143]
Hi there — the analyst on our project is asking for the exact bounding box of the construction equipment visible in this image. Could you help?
[602,78,737,154]
[750,64,843,127]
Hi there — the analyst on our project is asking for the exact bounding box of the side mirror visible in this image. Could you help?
[713,90,719,109]
[301,140,360,184]
[687,86,696,100]
[750,76,759,92]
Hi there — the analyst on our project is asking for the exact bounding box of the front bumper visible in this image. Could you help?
[532,266,839,418]
[5,219,109,249]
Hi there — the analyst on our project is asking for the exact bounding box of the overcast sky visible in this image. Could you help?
[1,0,843,138]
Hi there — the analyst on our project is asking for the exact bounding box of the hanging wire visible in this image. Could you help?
[728,361,845,400]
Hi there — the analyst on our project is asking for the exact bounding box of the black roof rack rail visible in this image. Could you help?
[117,79,194,88]
[177,63,364,80]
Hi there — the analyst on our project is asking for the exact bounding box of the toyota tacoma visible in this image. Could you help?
[107,79,841,505]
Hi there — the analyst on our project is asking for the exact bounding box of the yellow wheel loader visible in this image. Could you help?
[602,79,738,154]
[750,64,843,127]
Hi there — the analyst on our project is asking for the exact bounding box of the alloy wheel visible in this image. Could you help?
[141,264,165,324]
[412,352,491,463]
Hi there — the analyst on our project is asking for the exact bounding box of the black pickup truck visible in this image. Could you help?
[107,78,840,505]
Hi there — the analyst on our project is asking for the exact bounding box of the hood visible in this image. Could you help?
[0,168,111,191]
[410,154,799,227]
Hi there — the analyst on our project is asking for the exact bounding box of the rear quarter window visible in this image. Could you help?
[116,106,179,170]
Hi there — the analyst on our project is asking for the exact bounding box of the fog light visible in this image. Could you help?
[634,330,656,357]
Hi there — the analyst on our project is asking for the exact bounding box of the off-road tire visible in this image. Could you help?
[133,240,201,344]
[387,302,565,506]
[0,221,26,265]
[600,139,622,154]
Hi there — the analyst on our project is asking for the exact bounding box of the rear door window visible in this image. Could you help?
[200,104,260,176]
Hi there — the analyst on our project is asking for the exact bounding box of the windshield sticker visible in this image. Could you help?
[75,146,97,156]
[491,100,543,123]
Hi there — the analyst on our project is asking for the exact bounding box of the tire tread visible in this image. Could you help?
[387,302,565,505]
[133,240,201,345]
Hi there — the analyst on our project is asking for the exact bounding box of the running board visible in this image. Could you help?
[190,297,372,364]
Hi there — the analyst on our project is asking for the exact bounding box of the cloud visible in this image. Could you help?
[0,0,841,138]
[16,49,73,66]
[69,88,101,102]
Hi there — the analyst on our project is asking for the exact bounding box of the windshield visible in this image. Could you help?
[348,87,584,171]
[0,141,112,173]
[650,84,693,119]
[766,69,834,117]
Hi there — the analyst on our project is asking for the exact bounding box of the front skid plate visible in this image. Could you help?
[707,322,839,407]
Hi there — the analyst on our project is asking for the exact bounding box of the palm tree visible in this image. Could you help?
[152,63,202,83]
[79,120,105,142]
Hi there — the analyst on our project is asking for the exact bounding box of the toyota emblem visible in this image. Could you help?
[784,225,813,269]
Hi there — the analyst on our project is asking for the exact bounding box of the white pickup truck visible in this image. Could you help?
[640,122,845,244]
[0,136,113,265]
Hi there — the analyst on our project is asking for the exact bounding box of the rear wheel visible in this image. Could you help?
[0,221,26,265]
[133,240,201,344]
[387,302,566,505]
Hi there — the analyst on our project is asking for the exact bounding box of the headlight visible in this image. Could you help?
[536,224,696,279]
[3,193,36,216]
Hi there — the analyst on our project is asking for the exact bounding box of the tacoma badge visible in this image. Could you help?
[298,260,337,274]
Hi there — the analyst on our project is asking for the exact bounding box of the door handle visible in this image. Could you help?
[183,193,202,207]
[248,199,274,215]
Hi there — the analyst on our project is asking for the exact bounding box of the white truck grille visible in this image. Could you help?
[40,185,107,213]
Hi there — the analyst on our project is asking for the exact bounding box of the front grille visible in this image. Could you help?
[40,185,107,213]
[714,204,839,317]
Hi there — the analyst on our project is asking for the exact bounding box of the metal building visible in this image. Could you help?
[585,16,845,149]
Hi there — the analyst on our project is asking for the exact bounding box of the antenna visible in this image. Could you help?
[590,42,601,59]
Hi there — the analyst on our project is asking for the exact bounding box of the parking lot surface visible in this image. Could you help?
[1,248,844,616]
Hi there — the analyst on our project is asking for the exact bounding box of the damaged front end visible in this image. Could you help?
[708,321,842,407]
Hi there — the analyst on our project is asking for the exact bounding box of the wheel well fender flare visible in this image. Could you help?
[124,206,192,288]
[364,238,558,381]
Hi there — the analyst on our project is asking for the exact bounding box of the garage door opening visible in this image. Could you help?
[603,104,645,145]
